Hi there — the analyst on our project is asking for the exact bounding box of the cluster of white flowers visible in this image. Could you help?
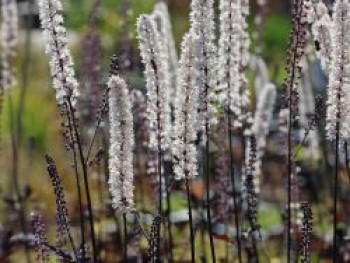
[326,0,350,140]
[1,0,18,92]
[108,75,135,214]
[137,15,171,151]
[38,0,79,105]
[217,0,243,127]
[252,84,276,187]
[308,1,332,70]
[190,0,218,132]
[152,2,178,101]
[173,33,199,180]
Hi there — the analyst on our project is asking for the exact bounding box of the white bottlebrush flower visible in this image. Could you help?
[137,14,171,151]
[1,0,18,92]
[308,1,333,70]
[190,0,218,133]
[173,33,199,180]
[252,84,276,184]
[217,0,243,127]
[326,0,350,140]
[108,75,135,214]
[152,2,178,100]
[38,0,79,105]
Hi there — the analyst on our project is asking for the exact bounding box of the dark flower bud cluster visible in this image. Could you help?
[45,154,70,248]
[148,214,162,262]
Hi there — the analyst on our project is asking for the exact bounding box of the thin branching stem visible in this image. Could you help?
[67,98,97,263]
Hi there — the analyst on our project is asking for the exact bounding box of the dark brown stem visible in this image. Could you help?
[185,178,195,263]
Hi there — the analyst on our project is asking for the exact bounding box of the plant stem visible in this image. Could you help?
[67,98,97,262]
[64,102,85,261]
[165,168,173,263]
[123,213,128,263]
[205,122,216,263]
[333,121,339,263]
[227,112,242,263]
[185,178,195,263]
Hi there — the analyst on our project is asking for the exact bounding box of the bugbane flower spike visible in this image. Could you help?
[152,2,178,98]
[108,75,135,215]
[137,14,171,151]
[38,0,79,105]
[326,0,350,140]
[1,0,18,92]
[308,1,332,70]
[190,0,218,133]
[217,0,243,126]
[173,33,199,180]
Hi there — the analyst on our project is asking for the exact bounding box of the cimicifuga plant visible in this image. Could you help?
[172,32,198,262]
[137,14,171,260]
[152,1,178,100]
[31,212,50,262]
[283,0,310,261]
[38,0,79,105]
[108,74,135,215]
[189,0,218,259]
[323,1,350,260]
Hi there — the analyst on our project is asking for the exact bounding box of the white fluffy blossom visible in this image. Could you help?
[152,2,178,100]
[137,15,171,151]
[217,0,243,127]
[190,0,218,133]
[38,0,79,104]
[108,75,135,214]
[252,84,276,185]
[308,1,332,70]
[173,33,199,180]
[326,0,350,140]
[1,0,18,92]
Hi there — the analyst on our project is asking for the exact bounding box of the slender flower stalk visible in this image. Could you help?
[283,1,310,261]
[38,0,79,105]
[190,0,218,259]
[137,14,170,261]
[108,74,135,215]
[325,1,350,261]
[173,33,198,262]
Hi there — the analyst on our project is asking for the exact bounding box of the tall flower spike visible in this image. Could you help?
[190,0,218,134]
[153,2,178,100]
[173,33,199,180]
[217,0,243,127]
[252,83,276,188]
[326,0,350,140]
[1,0,18,92]
[108,75,135,215]
[38,0,79,105]
[137,15,171,151]
[308,1,332,71]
